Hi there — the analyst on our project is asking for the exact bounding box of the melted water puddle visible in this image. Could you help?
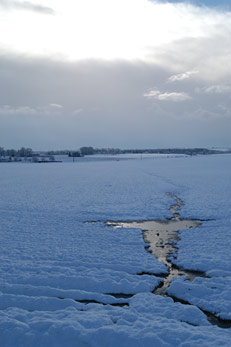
[83,193,231,328]
[106,193,203,295]
[107,216,202,295]
[106,193,231,328]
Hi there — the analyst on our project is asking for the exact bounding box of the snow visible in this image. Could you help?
[171,221,231,273]
[1,301,231,347]
[167,276,231,320]
[0,154,231,345]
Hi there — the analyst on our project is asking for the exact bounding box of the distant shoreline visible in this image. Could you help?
[1,147,230,163]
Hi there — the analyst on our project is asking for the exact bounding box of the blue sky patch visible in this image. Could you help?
[160,0,231,10]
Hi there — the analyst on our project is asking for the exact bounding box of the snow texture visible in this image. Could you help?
[0,154,231,346]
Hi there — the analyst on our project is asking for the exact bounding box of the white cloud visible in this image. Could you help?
[144,90,191,102]
[0,0,230,63]
[168,70,199,82]
[143,90,160,98]
[158,92,192,102]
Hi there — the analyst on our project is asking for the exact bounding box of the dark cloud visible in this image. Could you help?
[0,0,55,15]
[0,54,230,150]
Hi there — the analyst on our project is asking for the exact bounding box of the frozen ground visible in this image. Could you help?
[0,154,231,346]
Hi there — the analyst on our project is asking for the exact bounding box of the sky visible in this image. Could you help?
[0,0,231,150]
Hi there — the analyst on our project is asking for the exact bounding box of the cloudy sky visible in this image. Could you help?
[0,0,230,150]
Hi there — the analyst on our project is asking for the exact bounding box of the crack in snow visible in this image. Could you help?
[105,193,231,329]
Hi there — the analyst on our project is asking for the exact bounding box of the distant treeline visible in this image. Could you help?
[65,147,230,156]
[90,147,228,156]
[0,146,230,157]
[0,147,33,157]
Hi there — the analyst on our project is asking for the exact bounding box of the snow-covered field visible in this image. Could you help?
[0,154,231,346]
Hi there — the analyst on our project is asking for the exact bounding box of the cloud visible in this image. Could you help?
[158,92,191,102]
[168,70,199,82]
[0,0,230,63]
[0,104,62,116]
[218,104,231,116]
[49,103,63,108]
[154,31,231,82]
[73,108,83,115]
[0,55,230,149]
[0,0,55,15]
[202,85,231,94]
[144,90,191,102]
[0,105,37,116]
[185,106,230,121]
[143,90,160,98]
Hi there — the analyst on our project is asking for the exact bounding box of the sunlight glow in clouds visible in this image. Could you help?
[0,0,229,61]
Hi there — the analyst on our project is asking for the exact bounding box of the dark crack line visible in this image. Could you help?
[105,193,231,329]
[169,295,231,329]
[58,296,129,307]
[86,193,230,329]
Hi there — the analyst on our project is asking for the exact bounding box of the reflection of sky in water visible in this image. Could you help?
[107,219,201,266]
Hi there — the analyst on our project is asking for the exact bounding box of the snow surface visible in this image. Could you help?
[167,276,231,320]
[0,154,231,346]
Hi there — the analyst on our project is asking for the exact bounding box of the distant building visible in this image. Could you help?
[32,154,55,163]
[0,156,11,162]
